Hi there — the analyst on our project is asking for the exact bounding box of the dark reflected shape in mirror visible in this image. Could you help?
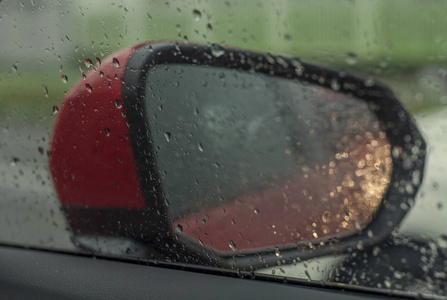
[145,64,392,253]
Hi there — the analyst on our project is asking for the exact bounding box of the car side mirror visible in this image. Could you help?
[50,42,425,270]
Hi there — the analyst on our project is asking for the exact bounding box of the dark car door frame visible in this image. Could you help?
[0,244,414,299]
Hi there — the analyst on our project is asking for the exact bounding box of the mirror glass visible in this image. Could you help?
[144,64,392,253]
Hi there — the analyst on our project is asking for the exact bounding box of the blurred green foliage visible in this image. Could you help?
[1,0,447,123]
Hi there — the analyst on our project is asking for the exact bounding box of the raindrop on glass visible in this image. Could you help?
[43,85,49,97]
[112,58,120,67]
[330,78,340,91]
[211,44,225,58]
[115,99,122,109]
[275,247,281,257]
[198,142,204,152]
[95,57,101,67]
[364,77,375,87]
[229,240,237,251]
[345,52,358,65]
[52,105,59,115]
[61,74,68,83]
[85,83,92,93]
[164,132,172,142]
[9,157,19,167]
[84,58,93,68]
[294,63,304,76]
[322,211,330,223]
[192,9,202,21]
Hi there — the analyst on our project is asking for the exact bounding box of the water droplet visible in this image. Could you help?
[400,202,409,211]
[112,57,120,67]
[392,146,402,158]
[192,9,202,21]
[9,157,19,167]
[405,183,414,194]
[84,58,93,68]
[43,85,49,97]
[355,221,362,230]
[322,211,330,223]
[164,132,172,142]
[38,147,44,155]
[198,142,204,152]
[304,270,311,281]
[364,77,375,87]
[254,209,260,215]
[12,64,17,72]
[211,44,225,58]
[52,105,59,115]
[176,224,183,233]
[432,181,439,190]
[373,246,381,256]
[356,240,364,250]
[99,71,104,77]
[82,73,87,80]
[115,100,122,109]
[61,74,68,83]
[229,240,237,251]
[104,128,110,137]
[95,57,101,67]
[294,64,304,76]
[330,78,340,91]
[207,23,213,31]
[85,83,92,93]
[275,247,281,257]
[345,52,358,65]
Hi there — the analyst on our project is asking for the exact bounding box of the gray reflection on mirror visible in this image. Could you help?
[145,64,392,252]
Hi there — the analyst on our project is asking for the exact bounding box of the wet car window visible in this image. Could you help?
[0,0,446,298]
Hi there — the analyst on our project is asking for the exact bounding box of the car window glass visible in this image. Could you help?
[0,0,446,297]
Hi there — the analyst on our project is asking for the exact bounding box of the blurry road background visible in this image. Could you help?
[1,0,447,275]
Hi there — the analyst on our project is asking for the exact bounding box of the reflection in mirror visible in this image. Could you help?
[144,64,392,253]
